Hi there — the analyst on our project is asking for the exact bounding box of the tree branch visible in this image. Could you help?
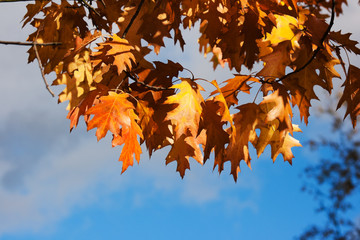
[122,0,145,38]
[0,40,61,46]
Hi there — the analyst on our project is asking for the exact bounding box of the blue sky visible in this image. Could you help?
[0,2,359,240]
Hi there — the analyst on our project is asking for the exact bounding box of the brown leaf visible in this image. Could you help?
[226,103,261,181]
[304,14,328,47]
[337,65,360,128]
[329,31,360,55]
[257,41,292,79]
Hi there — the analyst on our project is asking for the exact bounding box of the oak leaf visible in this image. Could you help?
[257,41,292,79]
[212,75,259,106]
[92,34,136,75]
[226,103,261,181]
[52,50,95,111]
[111,113,143,173]
[164,79,205,177]
[269,125,302,164]
[337,65,360,127]
[261,86,293,133]
[329,31,360,55]
[201,80,234,172]
[86,91,143,172]
[86,92,138,140]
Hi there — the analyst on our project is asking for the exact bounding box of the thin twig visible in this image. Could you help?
[0,0,34,2]
[122,0,145,38]
[253,86,261,103]
[0,40,61,46]
[79,0,101,16]
[262,0,336,84]
[33,42,55,97]
[125,71,170,91]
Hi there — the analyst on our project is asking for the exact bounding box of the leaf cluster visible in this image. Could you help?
[21,0,360,180]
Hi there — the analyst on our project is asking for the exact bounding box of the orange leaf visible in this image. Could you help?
[211,75,259,106]
[86,92,137,141]
[92,34,136,75]
[112,116,143,173]
[86,91,143,172]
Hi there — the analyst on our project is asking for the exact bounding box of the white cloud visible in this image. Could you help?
[0,136,117,234]
[0,133,261,236]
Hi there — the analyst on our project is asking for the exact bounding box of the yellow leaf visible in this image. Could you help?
[164,79,204,176]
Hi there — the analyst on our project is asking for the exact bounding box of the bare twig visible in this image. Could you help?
[261,0,336,84]
[0,0,34,2]
[0,40,61,46]
[33,42,55,97]
[122,0,145,38]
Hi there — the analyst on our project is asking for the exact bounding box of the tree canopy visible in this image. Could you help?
[2,0,360,180]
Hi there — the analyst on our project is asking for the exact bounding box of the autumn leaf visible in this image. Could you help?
[17,0,360,180]
[67,84,109,131]
[337,65,360,128]
[329,31,360,55]
[261,85,293,133]
[201,99,230,173]
[201,80,235,172]
[52,50,95,111]
[164,78,205,177]
[263,14,301,47]
[212,75,259,106]
[269,125,302,164]
[225,103,261,181]
[304,14,329,47]
[86,92,138,140]
[255,106,302,164]
[86,91,143,172]
[26,1,88,72]
[111,113,143,173]
[92,34,136,75]
[257,41,292,79]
